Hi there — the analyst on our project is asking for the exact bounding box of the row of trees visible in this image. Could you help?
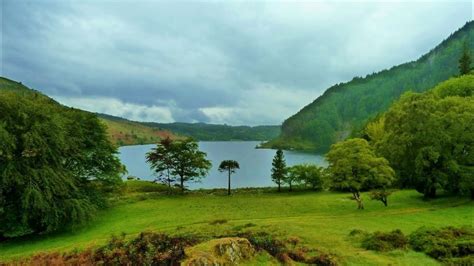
[271,150,324,192]
[270,145,392,209]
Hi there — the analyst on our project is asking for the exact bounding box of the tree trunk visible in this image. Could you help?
[381,196,388,207]
[167,169,171,192]
[289,181,292,192]
[424,186,436,198]
[353,191,364,210]
[228,170,231,196]
[180,175,184,193]
[278,179,281,192]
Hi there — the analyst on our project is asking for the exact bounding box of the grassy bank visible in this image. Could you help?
[0,184,472,265]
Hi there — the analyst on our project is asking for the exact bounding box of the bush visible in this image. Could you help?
[409,226,474,262]
[15,232,200,265]
[361,229,408,252]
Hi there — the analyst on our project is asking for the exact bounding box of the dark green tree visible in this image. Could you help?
[459,42,472,75]
[326,138,395,209]
[0,91,124,238]
[146,137,176,191]
[168,139,211,193]
[218,160,240,195]
[271,149,287,192]
[287,164,324,191]
[374,76,474,198]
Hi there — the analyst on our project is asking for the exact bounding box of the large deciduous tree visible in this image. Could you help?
[373,76,474,198]
[0,91,124,238]
[271,149,287,192]
[218,160,240,195]
[326,138,395,209]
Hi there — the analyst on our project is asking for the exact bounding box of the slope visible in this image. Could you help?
[0,77,178,146]
[265,21,474,152]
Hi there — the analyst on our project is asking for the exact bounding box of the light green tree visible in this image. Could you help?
[326,138,395,209]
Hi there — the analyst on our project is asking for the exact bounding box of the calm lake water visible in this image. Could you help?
[118,141,326,189]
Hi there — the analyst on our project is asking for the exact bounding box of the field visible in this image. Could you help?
[0,183,472,265]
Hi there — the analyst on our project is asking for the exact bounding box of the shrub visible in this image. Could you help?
[16,232,200,265]
[361,229,408,252]
[409,226,474,261]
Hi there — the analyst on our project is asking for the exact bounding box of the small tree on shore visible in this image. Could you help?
[326,138,395,209]
[170,139,212,193]
[146,138,211,193]
[271,149,287,192]
[288,164,324,191]
[218,160,240,195]
[146,137,175,192]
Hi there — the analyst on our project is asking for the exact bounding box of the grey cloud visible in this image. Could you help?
[1,0,472,125]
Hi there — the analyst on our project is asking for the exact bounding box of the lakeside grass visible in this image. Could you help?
[0,185,472,265]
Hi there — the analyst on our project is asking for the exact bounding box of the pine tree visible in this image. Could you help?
[459,43,472,75]
[271,149,287,192]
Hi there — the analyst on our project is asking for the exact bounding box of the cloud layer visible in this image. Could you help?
[2,0,472,125]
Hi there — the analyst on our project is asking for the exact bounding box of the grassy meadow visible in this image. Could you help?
[0,182,472,265]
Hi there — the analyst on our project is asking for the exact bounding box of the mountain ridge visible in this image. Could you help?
[264,21,474,152]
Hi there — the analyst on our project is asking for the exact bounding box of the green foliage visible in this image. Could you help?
[146,137,176,190]
[409,226,474,263]
[147,138,211,193]
[0,85,124,238]
[218,160,240,195]
[266,21,474,152]
[271,149,287,192]
[326,138,395,209]
[360,229,408,252]
[286,164,324,191]
[369,190,392,207]
[459,42,472,75]
[373,75,474,198]
[141,121,281,141]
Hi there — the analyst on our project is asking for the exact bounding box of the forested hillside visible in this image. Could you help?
[142,122,281,141]
[265,21,474,152]
[0,77,178,147]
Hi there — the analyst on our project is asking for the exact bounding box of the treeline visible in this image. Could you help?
[143,122,281,141]
[0,82,125,238]
[265,21,474,152]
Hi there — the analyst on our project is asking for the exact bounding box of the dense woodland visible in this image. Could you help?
[265,21,474,152]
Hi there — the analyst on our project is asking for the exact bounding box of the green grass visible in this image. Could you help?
[0,188,472,265]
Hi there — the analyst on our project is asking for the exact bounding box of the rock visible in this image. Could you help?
[183,237,256,265]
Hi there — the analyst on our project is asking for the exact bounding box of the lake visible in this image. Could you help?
[118,141,326,189]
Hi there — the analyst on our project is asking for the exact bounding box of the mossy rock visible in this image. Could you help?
[183,237,256,265]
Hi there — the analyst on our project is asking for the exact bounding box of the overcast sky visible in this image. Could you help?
[1,0,472,125]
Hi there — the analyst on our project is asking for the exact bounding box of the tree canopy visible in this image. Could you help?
[218,160,240,195]
[147,138,211,193]
[271,149,287,192]
[0,90,124,238]
[370,75,474,198]
[326,138,395,209]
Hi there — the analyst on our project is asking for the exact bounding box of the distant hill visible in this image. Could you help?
[141,122,281,141]
[264,21,474,152]
[0,77,179,146]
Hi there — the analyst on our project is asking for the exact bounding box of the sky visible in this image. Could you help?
[1,0,472,126]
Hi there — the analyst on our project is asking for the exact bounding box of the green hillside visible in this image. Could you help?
[0,77,178,147]
[265,21,474,152]
[142,122,281,141]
